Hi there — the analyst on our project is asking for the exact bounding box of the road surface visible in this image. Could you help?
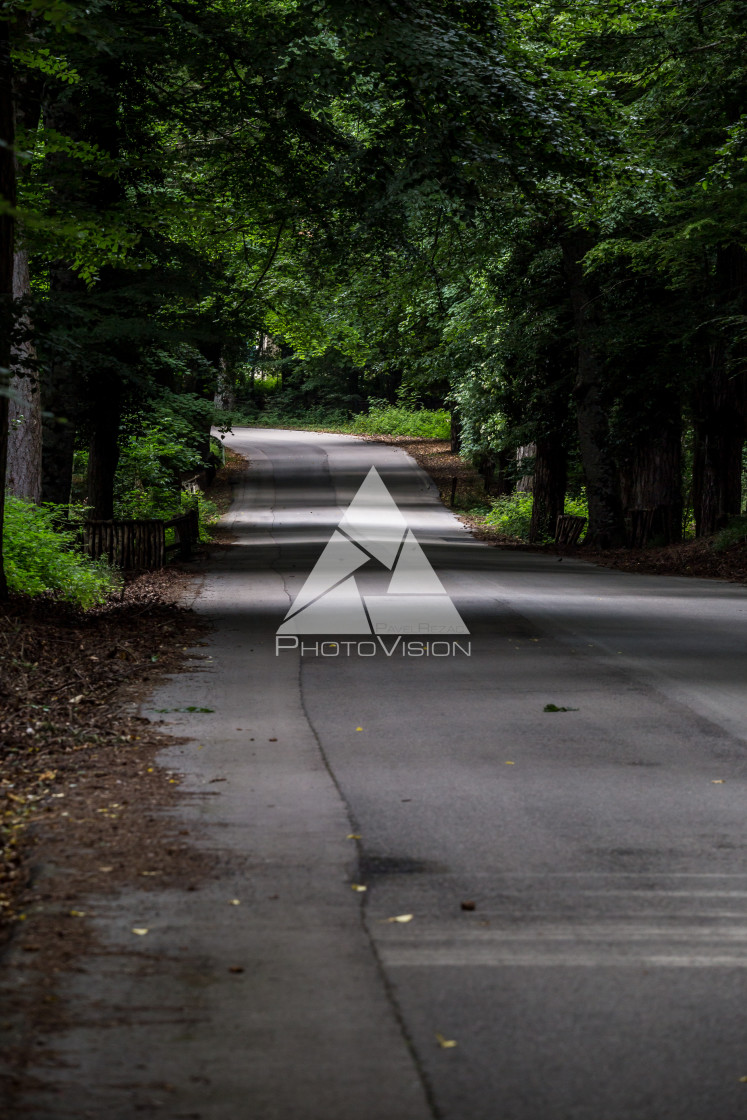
[17,428,747,1119]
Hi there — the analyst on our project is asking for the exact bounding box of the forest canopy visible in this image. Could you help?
[1,0,747,595]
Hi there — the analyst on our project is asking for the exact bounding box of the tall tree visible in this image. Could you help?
[0,13,16,599]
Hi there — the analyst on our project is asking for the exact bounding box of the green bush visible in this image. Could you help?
[483,491,588,542]
[713,514,747,552]
[181,491,220,543]
[114,393,220,541]
[3,496,121,608]
[213,401,451,438]
[214,406,352,431]
[483,491,534,538]
[351,400,451,438]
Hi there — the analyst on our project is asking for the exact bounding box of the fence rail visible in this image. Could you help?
[83,509,199,569]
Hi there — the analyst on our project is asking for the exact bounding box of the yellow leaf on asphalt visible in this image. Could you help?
[436,1033,458,1049]
[356,727,363,731]
[229,899,241,905]
[351,883,367,892]
[505,761,515,765]
[347,833,361,840]
[131,928,149,936]
[712,779,725,784]
[386,914,414,923]
[740,1076,747,1083]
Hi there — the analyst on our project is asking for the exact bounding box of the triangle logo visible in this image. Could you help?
[277,467,469,636]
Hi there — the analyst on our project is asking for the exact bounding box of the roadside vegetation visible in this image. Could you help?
[3,0,747,606]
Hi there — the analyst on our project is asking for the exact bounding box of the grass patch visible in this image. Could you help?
[350,401,451,439]
[214,402,451,440]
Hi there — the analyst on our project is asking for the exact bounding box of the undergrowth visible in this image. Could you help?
[481,491,589,542]
[3,497,121,608]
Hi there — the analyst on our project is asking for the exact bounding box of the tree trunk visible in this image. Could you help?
[692,365,745,536]
[0,19,16,599]
[530,434,568,542]
[620,418,683,546]
[515,443,536,492]
[450,408,462,453]
[692,244,747,537]
[7,250,42,501]
[41,265,83,505]
[86,377,122,520]
[563,235,625,548]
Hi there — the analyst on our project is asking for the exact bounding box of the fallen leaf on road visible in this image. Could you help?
[228,965,244,974]
[229,899,241,905]
[356,727,363,731]
[347,833,361,840]
[543,704,579,713]
[461,901,476,911]
[436,1033,458,1049]
[386,914,414,923]
[131,928,149,936]
[505,761,515,765]
[739,1076,747,1083]
[712,779,725,784]
[351,883,367,892]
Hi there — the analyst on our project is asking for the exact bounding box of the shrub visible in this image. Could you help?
[351,400,451,438]
[483,491,534,538]
[483,491,588,542]
[3,496,121,608]
[713,514,747,552]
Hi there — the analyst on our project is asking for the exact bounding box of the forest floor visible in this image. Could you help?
[367,435,747,586]
[0,453,248,1102]
[0,449,248,951]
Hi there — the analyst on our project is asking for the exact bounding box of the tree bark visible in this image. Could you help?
[7,20,42,502]
[86,376,122,520]
[41,264,83,505]
[562,235,625,548]
[530,434,568,542]
[620,416,682,546]
[0,18,16,598]
[7,250,42,501]
[692,244,747,537]
[450,408,462,453]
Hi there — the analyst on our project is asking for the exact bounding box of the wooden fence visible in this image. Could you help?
[83,509,199,569]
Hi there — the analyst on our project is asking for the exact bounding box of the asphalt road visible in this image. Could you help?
[20,428,747,1119]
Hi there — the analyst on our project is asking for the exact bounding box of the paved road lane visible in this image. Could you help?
[17,428,747,1119]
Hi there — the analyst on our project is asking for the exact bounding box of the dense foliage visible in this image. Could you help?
[2,0,747,594]
[3,496,120,606]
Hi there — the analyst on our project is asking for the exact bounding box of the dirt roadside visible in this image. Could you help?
[0,452,248,1109]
